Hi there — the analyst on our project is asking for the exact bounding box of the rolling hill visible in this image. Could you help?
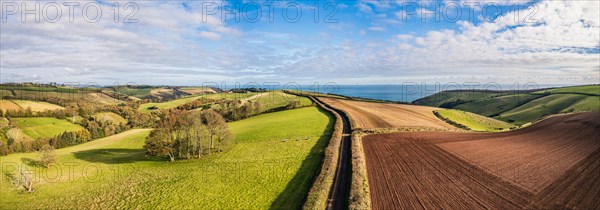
[414,85,600,125]
[0,107,334,209]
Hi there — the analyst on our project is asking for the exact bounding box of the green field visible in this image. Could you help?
[249,91,312,112]
[534,85,600,95]
[415,85,600,125]
[11,118,85,139]
[496,94,589,124]
[413,91,503,107]
[0,107,334,209]
[435,109,514,131]
[137,92,257,113]
[93,112,127,124]
[110,87,153,99]
[452,94,542,117]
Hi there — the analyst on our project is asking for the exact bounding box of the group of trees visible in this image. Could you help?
[0,99,158,156]
[2,129,91,155]
[144,110,233,161]
[175,98,219,110]
[213,100,263,121]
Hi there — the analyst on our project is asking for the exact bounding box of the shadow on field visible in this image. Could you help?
[73,148,149,164]
[270,108,335,209]
[20,157,41,167]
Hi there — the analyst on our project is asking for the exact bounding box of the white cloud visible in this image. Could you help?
[368,26,385,31]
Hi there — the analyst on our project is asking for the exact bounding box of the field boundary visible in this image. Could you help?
[301,96,344,210]
[314,96,371,210]
[349,132,371,210]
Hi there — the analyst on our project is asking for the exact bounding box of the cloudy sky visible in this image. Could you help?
[1,0,599,85]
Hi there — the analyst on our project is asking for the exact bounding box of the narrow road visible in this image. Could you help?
[313,97,352,210]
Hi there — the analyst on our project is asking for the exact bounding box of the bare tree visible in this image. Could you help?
[9,164,34,193]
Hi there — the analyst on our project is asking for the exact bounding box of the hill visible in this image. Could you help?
[10,117,86,139]
[414,85,600,125]
[93,112,128,125]
[0,107,334,209]
[137,92,258,113]
[434,109,515,131]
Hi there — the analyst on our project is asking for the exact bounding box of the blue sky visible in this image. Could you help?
[1,0,599,85]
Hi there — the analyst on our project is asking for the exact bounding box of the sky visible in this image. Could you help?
[0,0,599,86]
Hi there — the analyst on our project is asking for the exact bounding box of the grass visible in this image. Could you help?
[11,100,65,112]
[496,94,588,125]
[413,91,503,107]
[535,85,600,96]
[93,112,127,125]
[415,85,600,124]
[563,96,600,113]
[0,107,334,209]
[453,94,543,117]
[1,100,21,111]
[250,91,312,112]
[11,118,85,139]
[178,87,217,95]
[137,92,257,113]
[436,109,514,131]
[110,87,153,99]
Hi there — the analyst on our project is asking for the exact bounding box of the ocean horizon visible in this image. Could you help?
[283,84,575,103]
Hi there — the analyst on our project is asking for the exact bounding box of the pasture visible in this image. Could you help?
[93,112,127,125]
[138,92,257,113]
[11,118,85,139]
[0,107,334,209]
[435,109,514,131]
[11,100,65,112]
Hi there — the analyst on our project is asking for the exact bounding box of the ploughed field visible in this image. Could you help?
[318,98,453,130]
[363,112,600,209]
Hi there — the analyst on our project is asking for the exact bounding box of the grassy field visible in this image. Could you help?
[535,85,600,95]
[0,107,334,209]
[1,100,21,111]
[453,94,542,117]
[178,87,217,95]
[435,109,514,131]
[249,91,312,112]
[11,118,85,139]
[93,112,127,125]
[413,91,503,107]
[137,92,257,113]
[415,85,600,125]
[496,94,588,124]
[110,87,153,99]
[11,100,65,112]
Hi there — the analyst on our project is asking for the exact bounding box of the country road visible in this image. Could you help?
[313,97,352,210]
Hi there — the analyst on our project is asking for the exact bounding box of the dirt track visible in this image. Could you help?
[363,112,600,209]
[318,98,452,129]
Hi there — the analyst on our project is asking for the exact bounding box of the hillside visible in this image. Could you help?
[414,85,600,125]
[106,86,219,101]
[434,109,515,131]
[10,117,86,139]
[0,107,334,209]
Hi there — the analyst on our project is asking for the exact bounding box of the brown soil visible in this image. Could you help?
[363,112,600,209]
[318,98,452,129]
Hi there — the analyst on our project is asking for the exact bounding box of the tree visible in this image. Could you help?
[38,144,56,168]
[144,129,175,161]
[201,110,232,153]
[10,164,34,193]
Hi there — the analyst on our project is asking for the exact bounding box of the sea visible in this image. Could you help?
[284,84,568,103]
